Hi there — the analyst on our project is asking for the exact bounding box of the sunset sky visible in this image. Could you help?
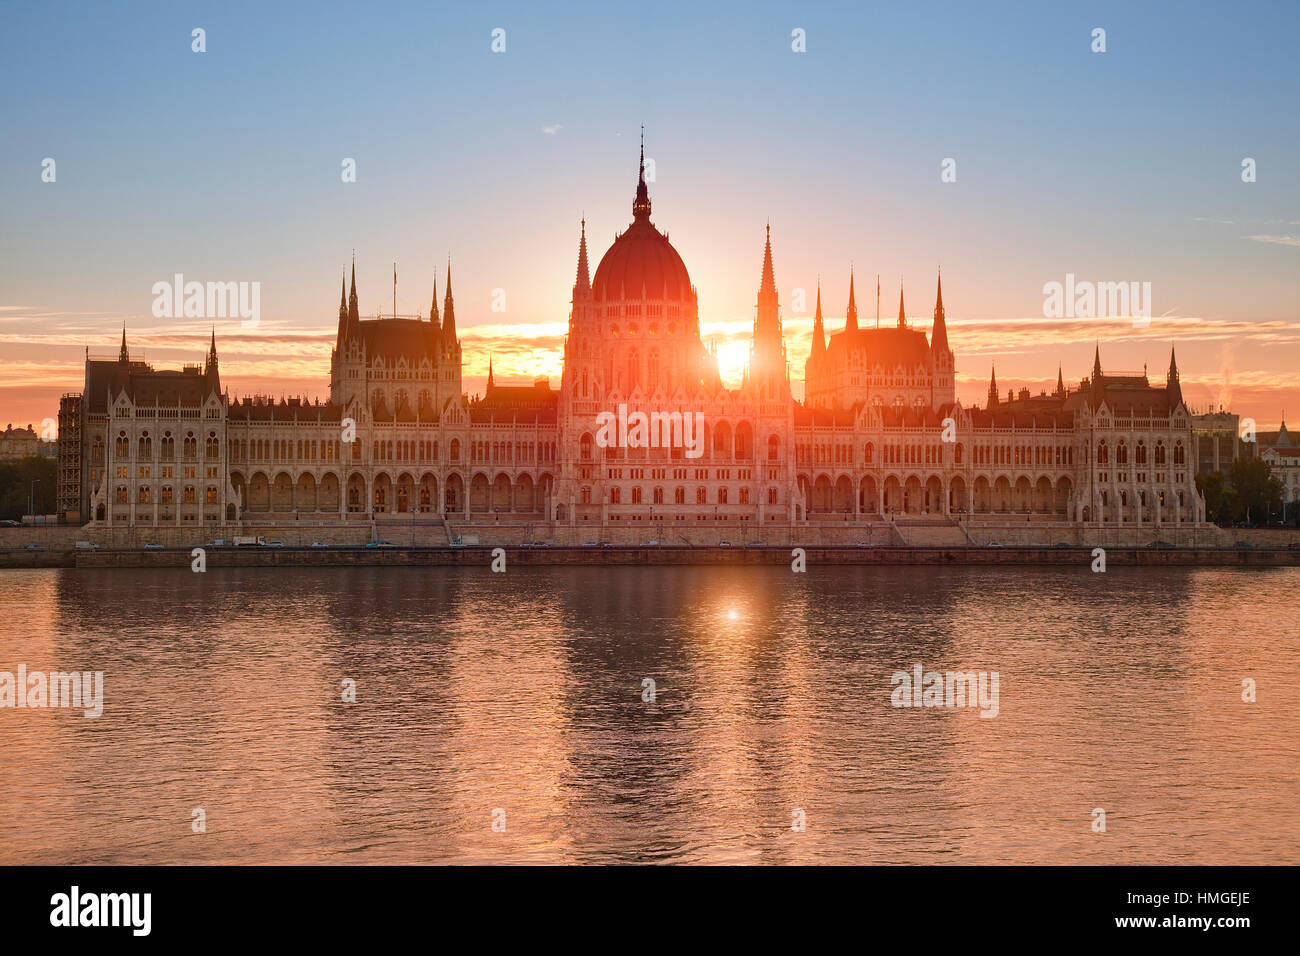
[1,0,1297,429]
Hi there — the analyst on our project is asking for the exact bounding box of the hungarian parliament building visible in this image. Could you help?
[58,152,1208,534]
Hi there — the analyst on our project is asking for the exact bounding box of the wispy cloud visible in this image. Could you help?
[1244,235,1300,247]
[541,123,562,135]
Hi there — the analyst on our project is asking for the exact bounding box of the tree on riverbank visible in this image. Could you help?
[0,456,57,519]
[1196,458,1285,526]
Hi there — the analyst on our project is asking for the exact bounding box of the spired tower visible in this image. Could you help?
[555,136,715,523]
[747,225,791,402]
[329,260,462,419]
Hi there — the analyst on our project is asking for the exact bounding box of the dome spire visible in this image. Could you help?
[632,126,651,222]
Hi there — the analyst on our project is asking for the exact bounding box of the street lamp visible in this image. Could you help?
[29,478,40,522]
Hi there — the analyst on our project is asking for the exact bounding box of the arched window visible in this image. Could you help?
[864,442,874,464]
[653,487,664,504]
[183,486,196,504]
[116,431,129,458]
[675,487,685,504]
[718,487,728,504]
[184,432,197,458]
[1097,441,1109,465]
[696,487,706,504]
[1174,441,1185,465]
[206,432,219,458]
[450,439,460,461]
[138,432,151,459]
[768,435,780,461]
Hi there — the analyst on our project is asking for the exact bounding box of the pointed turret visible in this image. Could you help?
[753,224,782,342]
[845,271,859,334]
[897,283,906,329]
[1090,343,1105,405]
[759,224,776,298]
[574,219,591,299]
[1166,345,1182,407]
[205,328,221,390]
[931,271,948,352]
[336,272,349,344]
[118,324,129,363]
[347,257,360,334]
[987,364,999,409]
[428,274,440,331]
[441,260,457,347]
[487,354,495,389]
[811,281,827,362]
[1055,363,1065,397]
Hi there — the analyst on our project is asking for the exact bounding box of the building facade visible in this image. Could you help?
[60,152,1208,531]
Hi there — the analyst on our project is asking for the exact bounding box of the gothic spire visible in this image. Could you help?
[987,364,999,409]
[337,271,348,342]
[429,273,440,331]
[441,259,457,347]
[759,223,776,297]
[811,280,826,361]
[1056,362,1065,397]
[846,270,858,334]
[208,327,218,370]
[574,218,591,298]
[1167,345,1182,406]
[897,282,906,329]
[931,270,949,352]
[348,256,359,326]
[119,324,128,363]
[487,353,494,388]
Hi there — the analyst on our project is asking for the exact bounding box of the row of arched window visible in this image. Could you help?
[112,430,209,460]
[115,485,216,505]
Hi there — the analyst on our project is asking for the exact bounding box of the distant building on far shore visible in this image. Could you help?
[0,423,53,461]
[1190,410,1254,476]
[1261,419,1300,513]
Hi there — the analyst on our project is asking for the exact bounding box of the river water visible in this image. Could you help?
[1,566,1296,864]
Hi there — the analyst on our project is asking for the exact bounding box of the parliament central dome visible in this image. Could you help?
[590,143,694,303]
